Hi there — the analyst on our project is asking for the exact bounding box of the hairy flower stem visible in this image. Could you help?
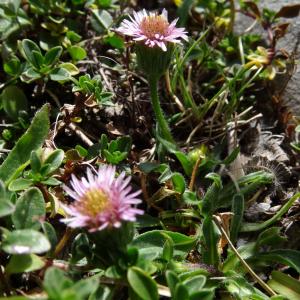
[149,76,175,144]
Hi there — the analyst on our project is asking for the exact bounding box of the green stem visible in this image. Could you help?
[241,192,300,232]
[149,76,175,144]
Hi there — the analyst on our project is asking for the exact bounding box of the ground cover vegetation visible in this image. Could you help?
[0,0,300,299]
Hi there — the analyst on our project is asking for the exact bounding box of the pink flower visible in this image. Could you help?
[117,9,188,52]
[61,165,143,232]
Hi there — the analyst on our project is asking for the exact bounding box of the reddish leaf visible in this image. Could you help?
[244,1,261,18]
[273,23,290,39]
[276,4,300,18]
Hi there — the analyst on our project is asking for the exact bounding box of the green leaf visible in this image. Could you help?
[75,145,88,157]
[127,267,159,300]
[183,275,206,295]
[2,229,51,254]
[255,227,286,250]
[230,193,244,244]
[59,63,79,75]
[268,271,300,300]
[39,164,52,177]
[0,104,50,184]
[158,169,185,194]
[68,45,87,61]
[12,187,45,230]
[241,193,300,232]
[44,267,73,300]
[97,0,112,7]
[131,230,196,260]
[222,147,240,165]
[174,284,189,300]
[253,249,300,273]
[41,222,57,250]
[171,173,186,194]
[103,149,127,164]
[4,57,21,76]
[89,285,112,300]
[138,162,168,174]
[201,175,222,217]
[224,275,268,299]
[175,152,193,176]
[135,214,160,228]
[44,46,62,66]
[1,85,28,120]
[31,50,44,69]
[190,289,215,300]
[182,190,198,205]
[104,33,124,49]
[0,180,15,217]
[0,199,15,217]
[116,136,132,152]
[66,30,82,42]
[21,39,41,67]
[166,271,180,299]
[177,0,194,26]
[0,0,21,14]
[205,172,222,188]
[162,235,174,262]
[91,9,113,30]
[202,216,221,267]
[8,178,33,191]
[49,67,71,81]
[30,150,42,173]
[21,67,41,82]
[223,242,256,273]
[72,276,98,299]
[43,149,64,174]
[41,177,61,186]
[6,253,45,274]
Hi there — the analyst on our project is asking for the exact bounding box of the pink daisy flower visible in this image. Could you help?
[117,9,188,52]
[61,165,143,232]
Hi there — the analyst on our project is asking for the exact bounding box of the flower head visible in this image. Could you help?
[61,165,143,232]
[117,9,188,52]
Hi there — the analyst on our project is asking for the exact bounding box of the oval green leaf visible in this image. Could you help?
[1,85,28,120]
[127,267,158,300]
[12,187,45,230]
[0,104,50,184]
[2,229,51,254]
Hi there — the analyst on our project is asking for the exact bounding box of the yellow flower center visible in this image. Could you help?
[140,15,169,39]
[77,188,111,217]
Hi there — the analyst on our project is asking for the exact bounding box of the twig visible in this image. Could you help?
[228,0,235,33]
[68,123,94,147]
[140,173,163,212]
[186,122,203,150]
[0,149,11,153]
[99,67,114,93]
[54,228,74,258]
[140,173,150,202]
[246,187,265,208]
[238,36,245,65]
[227,114,245,179]
[175,109,193,126]
[244,19,258,33]
[45,89,62,108]
[189,156,202,191]
[165,71,185,112]
[213,215,277,297]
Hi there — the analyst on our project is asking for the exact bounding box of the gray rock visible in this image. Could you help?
[235,0,300,115]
